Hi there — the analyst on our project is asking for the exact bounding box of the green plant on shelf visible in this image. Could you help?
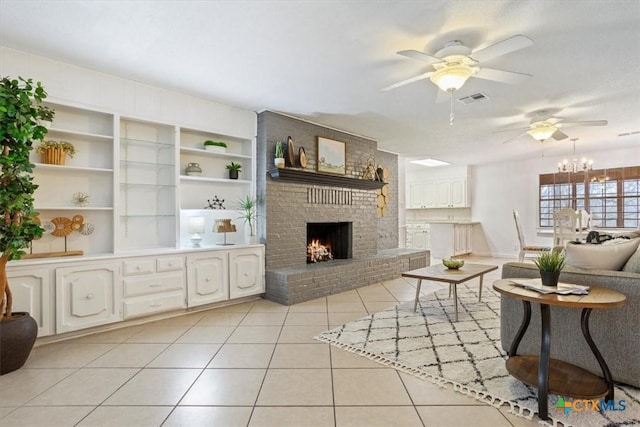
[203,140,227,148]
[226,162,242,171]
[275,140,284,158]
[35,140,76,158]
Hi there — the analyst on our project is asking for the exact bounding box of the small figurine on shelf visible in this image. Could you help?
[205,196,226,210]
[71,192,90,207]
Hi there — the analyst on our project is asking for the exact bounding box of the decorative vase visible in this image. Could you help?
[185,162,202,176]
[40,147,68,165]
[249,235,259,245]
[540,271,560,287]
[0,312,38,375]
[229,169,239,180]
[275,158,285,168]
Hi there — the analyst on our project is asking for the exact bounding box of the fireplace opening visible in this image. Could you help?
[307,222,352,263]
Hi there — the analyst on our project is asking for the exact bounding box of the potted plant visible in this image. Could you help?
[274,140,285,168]
[236,195,259,244]
[226,162,242,179]
[203,140,227,153]
[534,251,566,287]
[35,139,75,165]
[1,76,53,375]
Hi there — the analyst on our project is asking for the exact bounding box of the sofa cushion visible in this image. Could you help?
[565,238,640,270]
[622,244,640,273]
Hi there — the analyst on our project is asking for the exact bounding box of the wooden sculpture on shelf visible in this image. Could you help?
[23,214,95,259]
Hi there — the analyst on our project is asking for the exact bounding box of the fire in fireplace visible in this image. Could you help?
[306,222,352,263]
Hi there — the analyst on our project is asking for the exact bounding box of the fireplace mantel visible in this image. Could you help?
[267,168,385,190]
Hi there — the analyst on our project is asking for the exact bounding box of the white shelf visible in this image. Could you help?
[35,206,113,211]
[180,176,251,184]
[180,147,251,159]
[47,127,113,141]
[33,163,113,173]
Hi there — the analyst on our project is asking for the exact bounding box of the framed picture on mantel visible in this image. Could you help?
[317,136,346,175]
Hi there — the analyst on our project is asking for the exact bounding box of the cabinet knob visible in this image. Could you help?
[205,278,211,282]
[86,293,94,300]
[136,266,141,270]
[149,283,161,287]
[244,272,249,277]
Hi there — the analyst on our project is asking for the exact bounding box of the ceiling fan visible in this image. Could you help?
[381,34,534,94]
[495,114,608,144]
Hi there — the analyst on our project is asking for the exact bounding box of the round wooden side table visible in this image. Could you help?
[493,279,627,420]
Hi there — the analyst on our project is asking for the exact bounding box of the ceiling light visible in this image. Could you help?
[527,125,557,142]
[557,138,593,173]
[411,158,451,167]
[430,65,475,92]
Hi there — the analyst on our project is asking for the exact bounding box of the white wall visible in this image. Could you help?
[471,145,640,258]
[0,47,256,139]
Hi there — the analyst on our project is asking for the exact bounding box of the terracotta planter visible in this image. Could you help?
[40,147,69,165]
[0,312,38,375]
[539,271,560,287]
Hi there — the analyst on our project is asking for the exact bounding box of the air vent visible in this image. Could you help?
[618,130,640,137]
[457,92,489,105]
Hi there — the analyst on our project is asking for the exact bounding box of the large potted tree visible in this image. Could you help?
[0,76,53,375]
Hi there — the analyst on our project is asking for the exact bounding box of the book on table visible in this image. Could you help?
[509,279,589,295]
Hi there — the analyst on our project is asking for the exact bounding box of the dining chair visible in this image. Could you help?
[552,207,582,246]
[513,210,551,262]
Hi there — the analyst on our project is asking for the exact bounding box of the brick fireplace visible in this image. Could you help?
[256,111,429,304]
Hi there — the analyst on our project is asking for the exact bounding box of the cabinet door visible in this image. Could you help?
[450,178,468,207]
[187,252,229,307]
[436,180,452,207]
[56,264,121,333]
[229,247,265,299]
[8,268,52,337]
[409,182,436,208]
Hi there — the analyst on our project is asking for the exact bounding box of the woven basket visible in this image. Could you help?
[40,147,68,165]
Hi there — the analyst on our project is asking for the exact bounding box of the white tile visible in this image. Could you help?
[70,326,146,344]
[269,343,330,368]
[0,406,94,427]
[196,311,246,326]
[328,312,368,327]
[175,326,235,343]
[333,368,412,406]
[27,368,138,406]
[335,406,423,427]
[124,326,190,343]
[284,312,328,326]
[363,301,398,313]
[240,312,287,326]
[164,406,252,427]
[288,299,328,313]
[77,406,173,426]
[0,368,75,406]
[249,406,334,427]
[25,343,115,368]
[87,343,168,367]
[415,405,514,427]
[207,343,275,368]
[104,368,201,406]
[148,312,205,326]
[330,346,385,368]
[257,369,333,406]
[249,299,289,313]
[0,407,15,419]
[399,372,481,405]
[227,326,282,343]
[147,343,221,368]
[327,301,367,313]
[180,369,266,406]
[279,325,328,343]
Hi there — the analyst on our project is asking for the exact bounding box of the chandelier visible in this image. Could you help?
[557,138,593,173]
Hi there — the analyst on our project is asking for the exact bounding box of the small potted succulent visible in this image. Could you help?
[35,140,75,165]
[534,251,566,287]
[274,140,285,168]
[226,162,242,179]
[203,140,227,153]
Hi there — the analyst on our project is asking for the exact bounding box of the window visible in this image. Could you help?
[539,166,640,229]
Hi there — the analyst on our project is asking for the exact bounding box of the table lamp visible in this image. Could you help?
[188,216,205,247]
[213,218,236,245]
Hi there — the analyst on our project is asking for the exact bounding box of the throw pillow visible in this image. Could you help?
[622,244,640,273]
[565,238,640,270]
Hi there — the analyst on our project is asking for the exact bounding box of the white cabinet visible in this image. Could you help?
[430,223,473,258]
[405,224,430,249]
[407,178,468,209]
[229,246,265,299]
[7,268,52,337]
[187,251,229,307]
[121,255,186,320]
[56,263,121,333]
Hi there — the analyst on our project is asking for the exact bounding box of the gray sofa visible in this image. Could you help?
[500,261,640,388]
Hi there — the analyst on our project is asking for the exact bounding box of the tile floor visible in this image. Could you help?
[0,256,541,426]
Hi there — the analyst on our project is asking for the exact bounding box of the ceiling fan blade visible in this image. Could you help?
[493,125,530,134]
[551,129,569,140]
[558,120,608,128]
[471,35,533,63]
[475,67,532,84]
[380,73,432,92]
[397,49,441,64]
[500,131,529,144]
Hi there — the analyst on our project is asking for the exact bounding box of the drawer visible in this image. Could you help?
[123,291,185,319]
[122,259,155,276]
[123,272,184,298]
[157,256,183,272]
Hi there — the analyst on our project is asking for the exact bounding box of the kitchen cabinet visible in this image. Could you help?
[408,182,437,209]
[56,263,121,333]
[429,223,473,258]
[7,268,53,337]
[407,178,468,209]
[186,251,229,307]
[229,246,265,299]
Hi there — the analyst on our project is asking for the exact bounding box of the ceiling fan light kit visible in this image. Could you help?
[527,125,557,142]
[430,64,476,92]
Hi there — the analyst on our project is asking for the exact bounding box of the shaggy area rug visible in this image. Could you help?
[315,284,639,427]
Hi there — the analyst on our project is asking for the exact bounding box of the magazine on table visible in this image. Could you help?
[509,279,589,295]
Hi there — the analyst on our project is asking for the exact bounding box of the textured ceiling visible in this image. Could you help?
[1,1,639,166]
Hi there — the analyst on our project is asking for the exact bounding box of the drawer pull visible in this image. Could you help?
[149,303,163,307]
[244,272,249,277]
[205,278,211,282]
[149,283,162,287]
[86,293,94,300]
[136,266,141,270]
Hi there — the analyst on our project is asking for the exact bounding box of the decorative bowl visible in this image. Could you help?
[443,259,464,269]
